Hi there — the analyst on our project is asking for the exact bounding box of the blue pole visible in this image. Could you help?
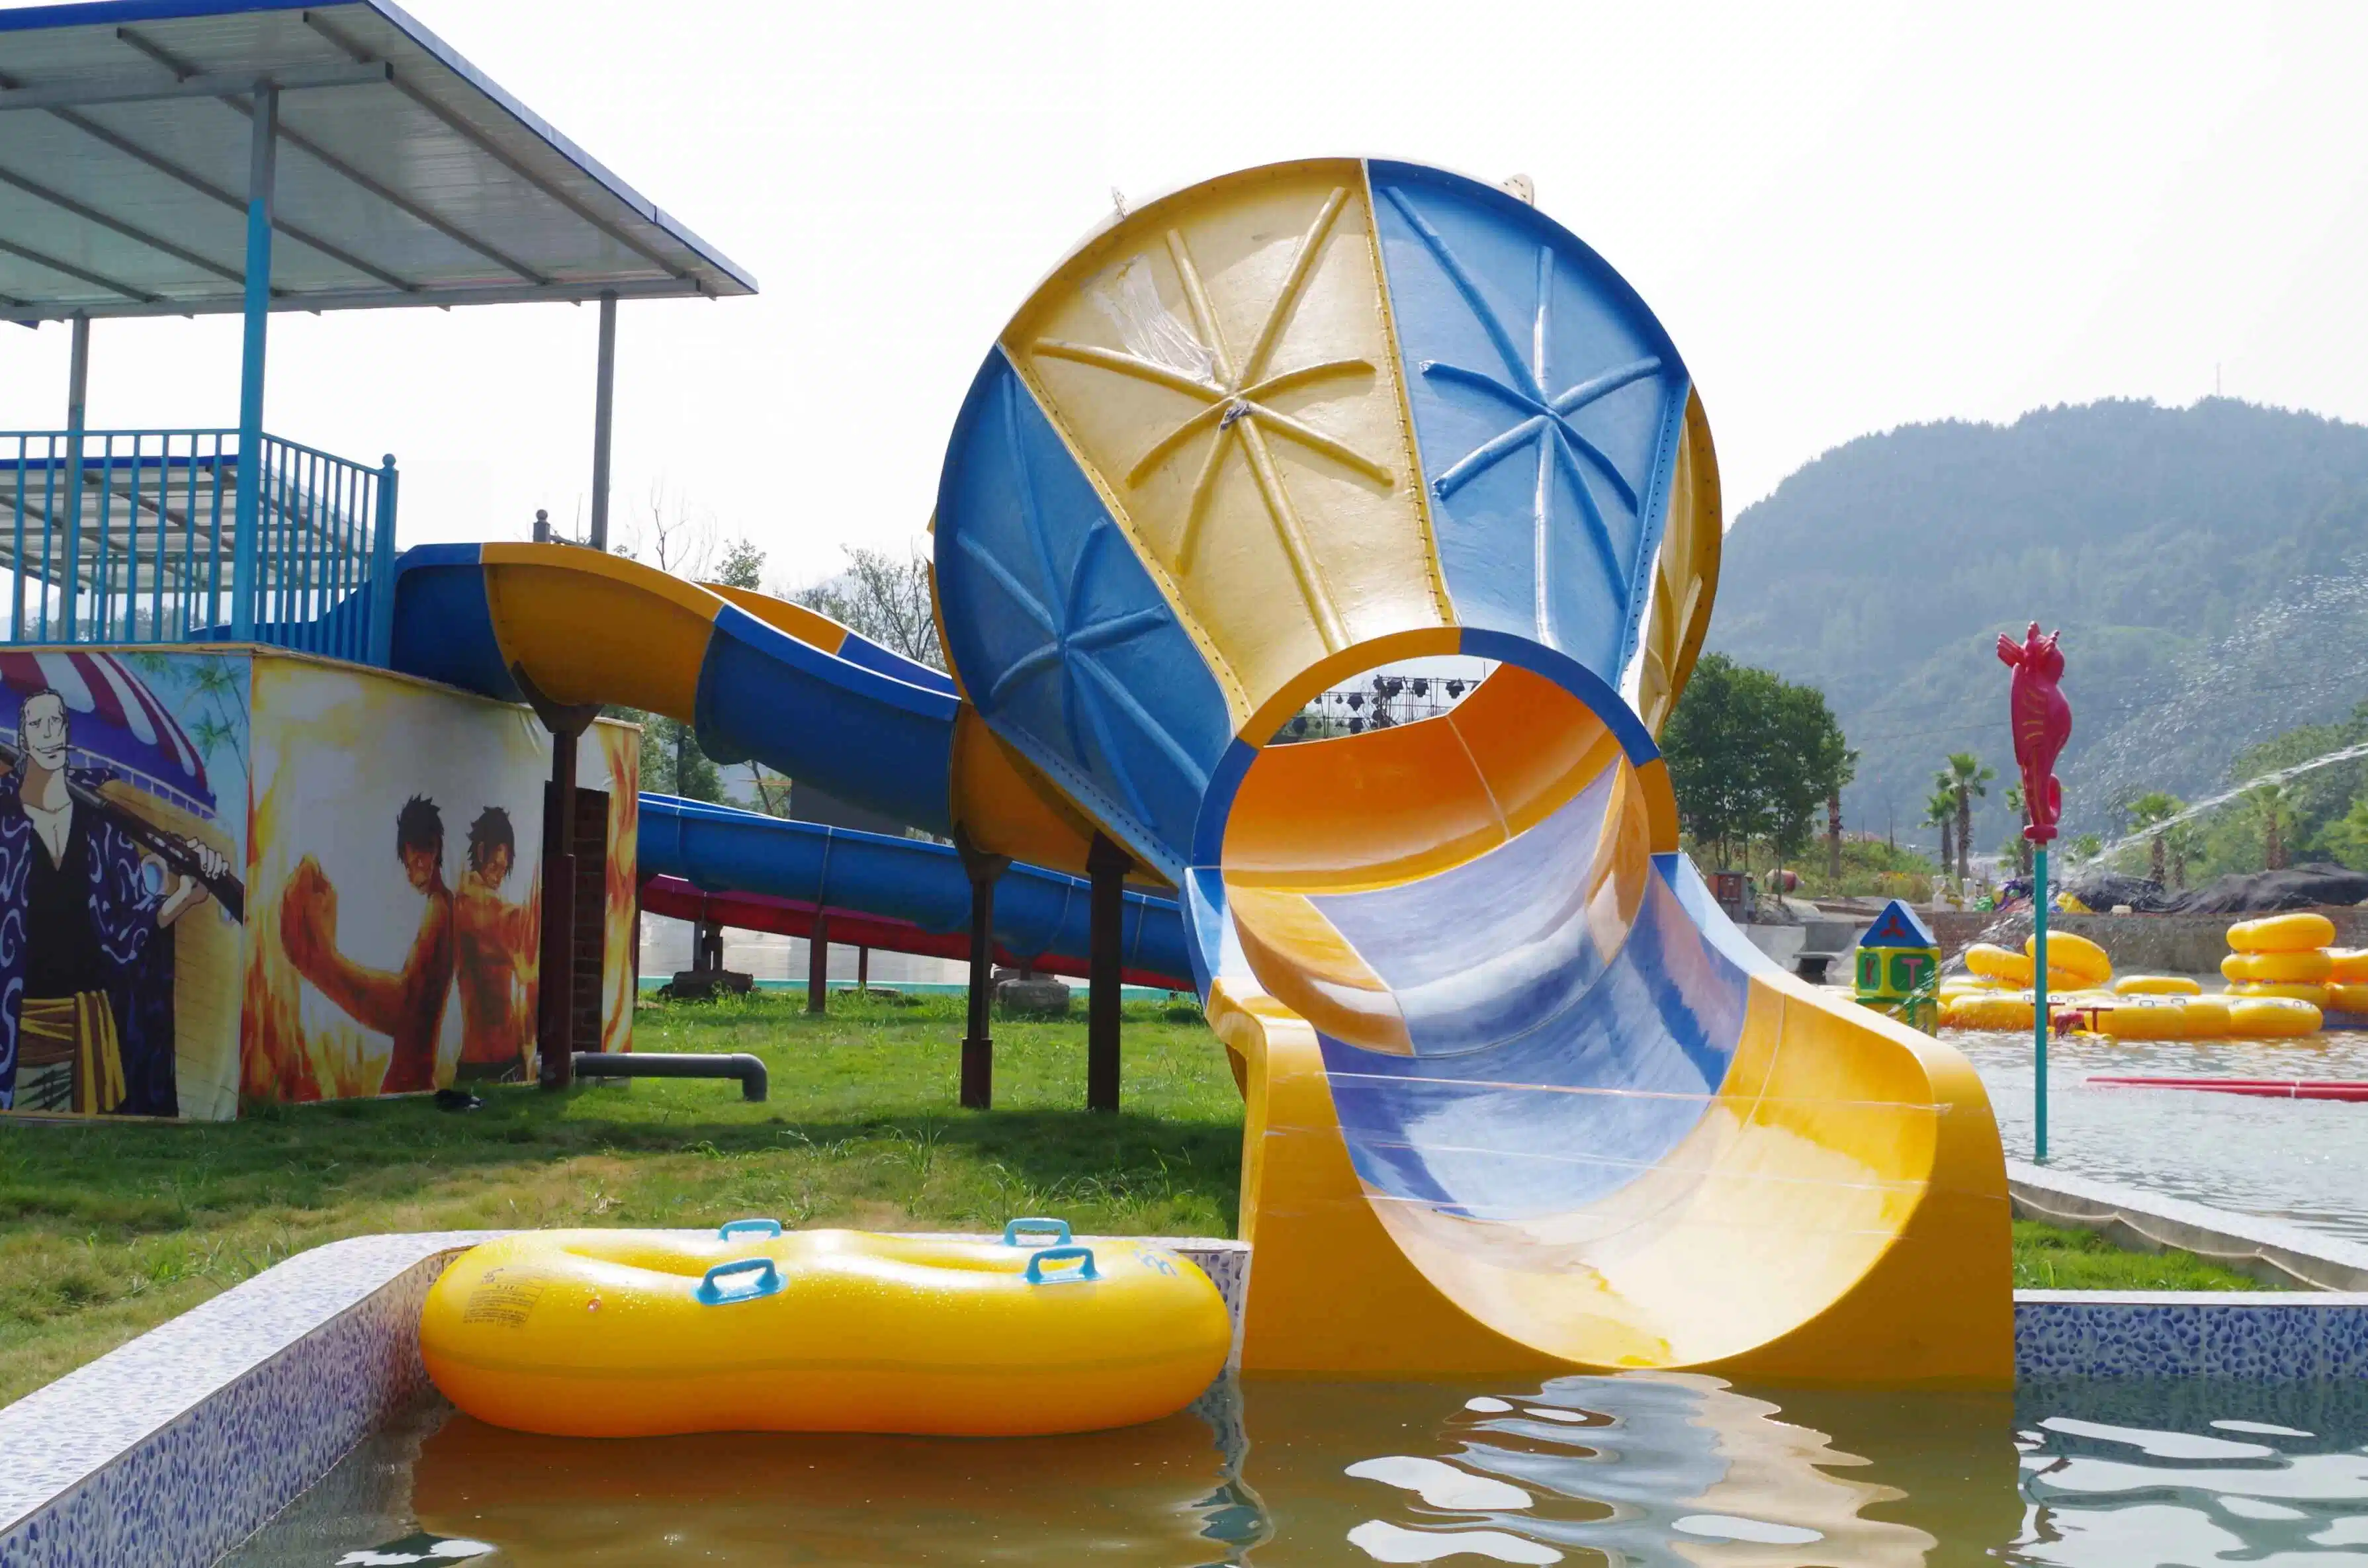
[2033,845,2049,1162]
[231,85,277,642]
[367,454,398,667]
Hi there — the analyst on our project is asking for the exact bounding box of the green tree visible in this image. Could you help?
[713,538,766,591]
[795,546,944,670]
[2322,797,2368,871]
[1660,655,1852,872]
[1941,752,1994,881]
[2124,791,2183,885]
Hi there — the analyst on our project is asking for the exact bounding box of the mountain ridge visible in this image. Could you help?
[1704,397,2368,854]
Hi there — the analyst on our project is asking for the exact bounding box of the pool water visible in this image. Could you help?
[1956,1027,2368,1241]
[226,1374,2368,1565]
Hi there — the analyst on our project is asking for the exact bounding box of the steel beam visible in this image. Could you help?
[0,61,388,112]
[0,274,705,324]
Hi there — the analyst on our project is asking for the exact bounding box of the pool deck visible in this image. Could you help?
[1,1219,2363,1568]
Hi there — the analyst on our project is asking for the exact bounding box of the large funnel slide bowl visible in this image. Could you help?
[934,159,2008,1384]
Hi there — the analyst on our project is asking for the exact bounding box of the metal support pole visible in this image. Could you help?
[2032,846,2050,1162]
[230,85,277,642]
[807,912,829,1015]
[588,292,616,552]
[539,729,580,1090]
[957,836,1008,1110]
[857,945,869,992]
[56,313,90,639]
[1086,832,1129,1113]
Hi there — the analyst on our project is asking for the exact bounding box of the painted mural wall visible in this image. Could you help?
[0,647,636,1122]
[0,650,248,1121]
[243,655,636,1105]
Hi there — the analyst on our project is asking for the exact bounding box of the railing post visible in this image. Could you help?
[231,85,277,642]
[367,454,398,666]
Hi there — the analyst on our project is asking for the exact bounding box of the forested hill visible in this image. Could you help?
[1704,398,2368,855]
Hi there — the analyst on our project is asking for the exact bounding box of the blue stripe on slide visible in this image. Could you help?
[384,543,521,702]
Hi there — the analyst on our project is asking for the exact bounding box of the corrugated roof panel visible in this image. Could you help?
[0,0,754,319]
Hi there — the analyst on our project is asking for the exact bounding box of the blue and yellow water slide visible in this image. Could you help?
[638,793,1190,984]
[386,157,2008,1385]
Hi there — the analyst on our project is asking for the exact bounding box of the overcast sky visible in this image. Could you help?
[5,1,2365,591]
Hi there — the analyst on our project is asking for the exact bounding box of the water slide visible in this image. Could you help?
[384,157,2009,1386]
[636,793,1192,989]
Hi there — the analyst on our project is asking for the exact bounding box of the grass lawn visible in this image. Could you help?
[0,991,1235,1407]
[0,990,2271,1408]
[2010,1219,2267,1291]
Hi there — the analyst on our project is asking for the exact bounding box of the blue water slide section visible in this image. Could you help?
[1317,860,1750,1222]
[693,601,959,837]
[1369,160,1690,682]
[934,348,1237,886]
[832,630,958,697]
[638,794,1193,980]
[384,544,524,702]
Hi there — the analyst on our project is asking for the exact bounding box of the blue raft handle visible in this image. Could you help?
[695,1257,782,1305]
[1002,1217,1072,1248]
[1024,1246,1100,1285]
[718,1217,783,1240]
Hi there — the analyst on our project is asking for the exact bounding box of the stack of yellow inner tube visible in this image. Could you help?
[2218,913,2349,1023]
[420,1218,1232,1438]
[1939,933,2116,1032]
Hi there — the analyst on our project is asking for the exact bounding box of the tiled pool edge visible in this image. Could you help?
[0,1231,497,1568]
[2007,1158,2368,1291]
[3,1231,2361,1567]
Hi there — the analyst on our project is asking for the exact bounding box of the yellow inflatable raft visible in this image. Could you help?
[2330,949,2368,984]
[2027,930,2113,986]
[2114,974,2202,996]
[2228,912,2338,953]
[2225,949,2335,984]
[420,1219,1231,1439]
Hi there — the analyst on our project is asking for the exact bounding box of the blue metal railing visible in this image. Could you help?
[0,429,397,662]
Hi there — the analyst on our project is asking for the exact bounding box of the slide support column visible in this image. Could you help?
[807,912,829,1014]
[957,835,1008,1110]
[1087,832,1131,1113]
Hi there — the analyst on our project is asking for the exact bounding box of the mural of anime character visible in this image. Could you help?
[0,689,228,1115]
[279,795,455,1095]
[453,806,537,1084]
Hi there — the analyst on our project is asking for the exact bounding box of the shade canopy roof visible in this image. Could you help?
[0,0,757,323]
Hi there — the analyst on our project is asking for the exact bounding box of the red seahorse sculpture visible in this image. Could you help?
[1996,622,2070,844]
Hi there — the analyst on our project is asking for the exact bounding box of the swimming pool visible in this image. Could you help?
[223,1373,2368,1565]
[1959,1028,2368,1242]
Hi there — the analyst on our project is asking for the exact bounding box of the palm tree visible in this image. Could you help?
[2246,782,2293,871]
[1924,788,1958,885]
[1943,752,1995,882]
[2003,783,2034,877]
[2125,791,2183,885]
